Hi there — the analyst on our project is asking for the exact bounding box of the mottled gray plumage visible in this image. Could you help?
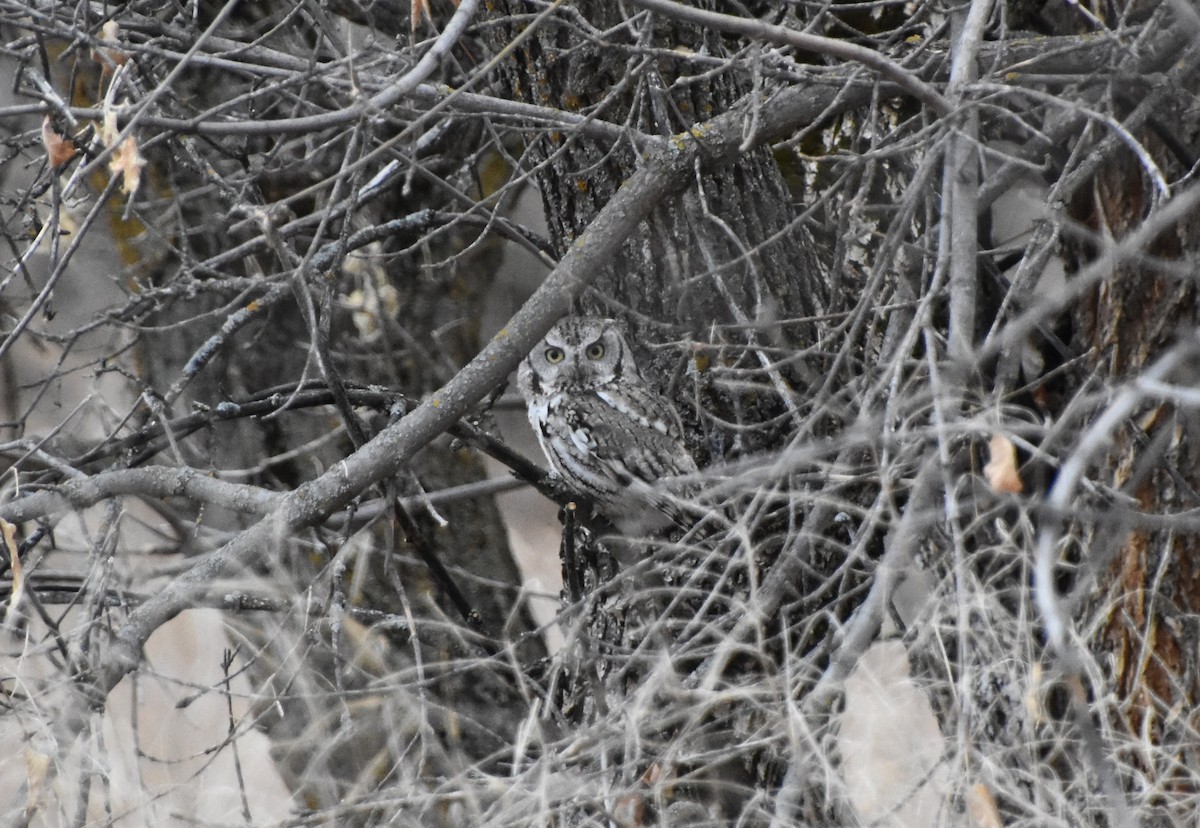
[518,317,697,531]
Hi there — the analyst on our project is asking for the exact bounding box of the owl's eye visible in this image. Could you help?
[585,342,605,360]
[545,346,565,364]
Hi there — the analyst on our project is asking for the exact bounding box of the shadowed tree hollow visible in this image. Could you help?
[1,0,1199,825]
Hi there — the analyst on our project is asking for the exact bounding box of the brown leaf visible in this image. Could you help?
[984,433,1022,494]
[92,19,129,70]
[24,748,51,814]
[1,519,22,623]
[109,135,147,195]
[41,117,77,168]
[966,782,1003,828]
[612,794,644,827]
[411,0,461,30]
[102,109,146,195]
[411,0,430,31]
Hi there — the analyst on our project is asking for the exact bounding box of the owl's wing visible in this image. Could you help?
[538,390,701,532]
[569,391,698,483]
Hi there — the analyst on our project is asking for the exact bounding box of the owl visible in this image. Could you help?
[517,317,698,533]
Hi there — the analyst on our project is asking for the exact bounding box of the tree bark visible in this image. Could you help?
[482,2,853,821]
[1067,104,1200,811]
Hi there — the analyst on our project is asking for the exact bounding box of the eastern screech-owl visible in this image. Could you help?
[517,317,698,532]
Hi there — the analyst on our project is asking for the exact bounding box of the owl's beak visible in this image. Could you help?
[563,360,591,388]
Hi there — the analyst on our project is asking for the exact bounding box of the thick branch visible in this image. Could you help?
[1,467,279,522]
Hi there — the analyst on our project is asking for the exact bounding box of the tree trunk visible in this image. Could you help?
[483,2,856,821]
[1068,106,1200,816]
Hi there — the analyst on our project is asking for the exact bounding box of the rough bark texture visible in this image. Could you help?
[490,2,827,323]
[482,2,854,822]
[1068,117,1200,803]
[1013,0,1200,815]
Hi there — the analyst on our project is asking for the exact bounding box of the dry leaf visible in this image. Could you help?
[24,748,51,814]
[1025,662,1045,726]
[411,0,460,31]
[612,794,644,828]
[984,433,1022,494]
[966,782,1003,828]
[92,19,129,70]
[101,109,146,195]
[41,117,77,168]
[101,108,119,146]
[411,0,430,31]
[1,518,22,624]
[109,135,147,195]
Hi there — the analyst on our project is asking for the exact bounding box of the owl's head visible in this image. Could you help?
[518,317,638,395]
